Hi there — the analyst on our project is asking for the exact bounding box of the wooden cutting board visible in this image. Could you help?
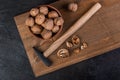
[14,0,120,77]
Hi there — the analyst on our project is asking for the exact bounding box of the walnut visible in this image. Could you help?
[72,35,80,45]
[30,8,39,17]
[41,19,54,30]
[48,11,59,18]
[68,3,78,12]
[66,41,73,48]
[35,14,45,25]
[39,6,48,15]
[52,25,60,33]
[81,42,88,50]
[54,17,64,26]
[25,17,34,27]
[31,25,42,34]
[57,49,69,58]
[73,48,81,54]
[41,29,52,39]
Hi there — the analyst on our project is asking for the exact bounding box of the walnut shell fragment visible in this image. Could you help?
[81,42,88,50]
[57,49,69,58]
[66,41,73,48]
[72,35,80,45]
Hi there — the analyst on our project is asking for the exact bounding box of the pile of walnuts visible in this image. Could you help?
[57,35,88,58]
[25,6,64,40]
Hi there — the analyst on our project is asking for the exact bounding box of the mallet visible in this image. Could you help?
[33,3,102,66]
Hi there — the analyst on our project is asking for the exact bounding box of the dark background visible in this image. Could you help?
[0,0,120,80]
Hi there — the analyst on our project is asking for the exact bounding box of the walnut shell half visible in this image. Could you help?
[57,49,69,58]
[72,35,80,45]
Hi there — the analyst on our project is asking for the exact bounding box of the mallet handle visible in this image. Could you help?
[44,3,102,57]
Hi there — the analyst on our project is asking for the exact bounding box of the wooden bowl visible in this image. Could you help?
[28,5,63,40]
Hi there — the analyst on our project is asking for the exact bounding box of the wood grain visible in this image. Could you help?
[14,0,120,77]
[44,3,101,57]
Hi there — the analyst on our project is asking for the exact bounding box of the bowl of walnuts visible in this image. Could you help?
[25,5,64,40]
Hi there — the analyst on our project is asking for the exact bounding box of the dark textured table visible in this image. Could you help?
[0,0,120,80]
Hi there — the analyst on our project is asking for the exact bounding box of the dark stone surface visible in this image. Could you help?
[0,0,120,80]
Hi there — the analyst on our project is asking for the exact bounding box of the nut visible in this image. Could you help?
[31,25,42,34]
[41,19,54,30]
[39,6,48,15]
[52,25,60,33]
[66,41,73,48]
[54,17,64,26]
[68,3,78,12]
[25,17,34,27]
[30,8,39,17]
[41,29,52,39]
[48,11,59,18]
[35,14,45,25]
[57,49,69,58]
[72,35,80,45]
[81,42,88,50]
[73,48,81,54]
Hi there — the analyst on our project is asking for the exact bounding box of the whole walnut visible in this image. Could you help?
[52,25,60,33]
[41,29,52,39]
[48,11,59,18]
[31,25,42,34]
[41,19,54,30]
[39,6,49,15]
[30,8,39,17]
[54,17,64,26]
[35,14,45,25]
[68,3,78,12]
[25,17,34,27]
